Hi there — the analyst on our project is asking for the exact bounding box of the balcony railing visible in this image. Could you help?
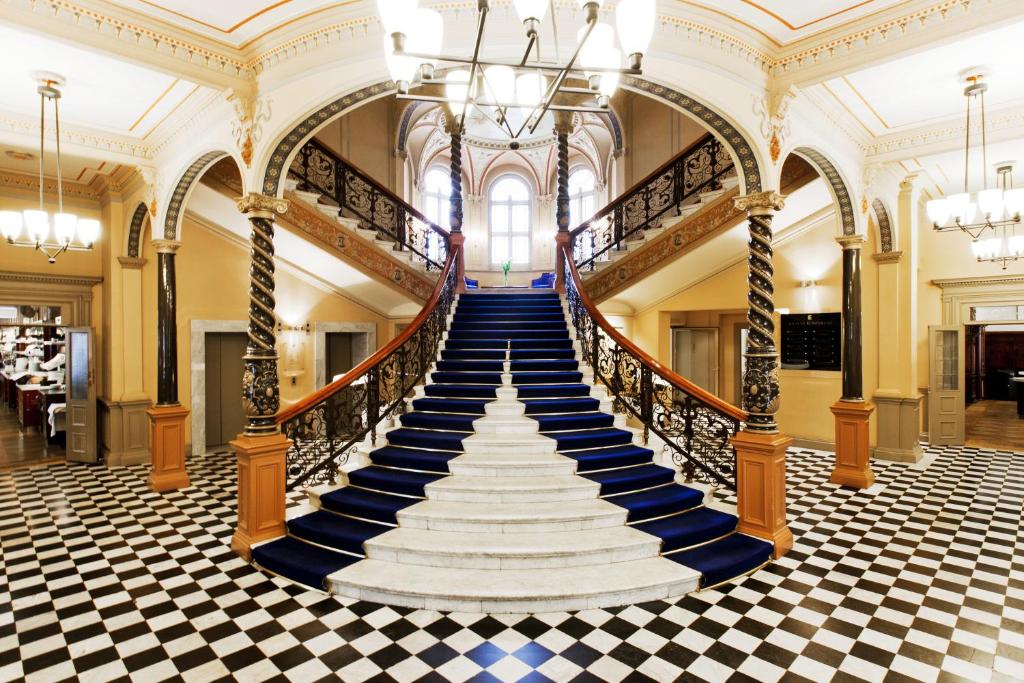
[289,138,450,271]
[570,133,734,271]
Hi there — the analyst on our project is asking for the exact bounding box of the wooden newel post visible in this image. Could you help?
[554,117,572,293]
[731,191,793,559]
[445,111,467,293]
[231,193,292,561]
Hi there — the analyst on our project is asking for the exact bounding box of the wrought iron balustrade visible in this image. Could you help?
[276,247,460,490]
[561,244,746,489]
[570,133,734,271]
[289,138,449,271]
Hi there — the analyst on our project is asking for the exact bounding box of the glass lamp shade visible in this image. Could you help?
[616,0,655,57]
[977,188,1004,220]
[53,213,77,245]
[516,72,547,110]
[384,35,418,85]
[577,22,614,69]
[926,198,950,226]
[23,210,49,243]
[1004,188,1024,217]
[513,0,548,22]
[406,8,443,65]
[947,192,975,224]
[77,218,100,246]
[971,237,1002,259]
[446,70,474,117]
[0,211,21,241]
[377,0,418,35]
[598,49,621,97]
[483,65,516,105]
[1008,235,1024,257]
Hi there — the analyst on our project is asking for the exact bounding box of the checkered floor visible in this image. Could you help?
[1,445,1022,683]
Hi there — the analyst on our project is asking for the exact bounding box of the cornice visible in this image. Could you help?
[866,105,1024,159]
[0,169,99,200]
[0,270,102,287]
[0,110,150,160]
[933,274,1024,289]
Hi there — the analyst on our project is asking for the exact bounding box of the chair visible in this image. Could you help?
[531,272,555,289]
[464,276,479,289]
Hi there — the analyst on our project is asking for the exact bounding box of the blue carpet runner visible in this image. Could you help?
[254,291,771,591]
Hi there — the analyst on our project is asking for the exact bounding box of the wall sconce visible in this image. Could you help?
[798,280,818,288]
[277,321,310,384]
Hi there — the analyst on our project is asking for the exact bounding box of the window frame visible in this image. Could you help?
[487,173,533,269]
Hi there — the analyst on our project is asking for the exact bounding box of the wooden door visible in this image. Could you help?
[65,327,97,463]
[928,325,965,446]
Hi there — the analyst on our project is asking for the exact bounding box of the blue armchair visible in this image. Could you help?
[531,272,555,289]
[464,276,479,289]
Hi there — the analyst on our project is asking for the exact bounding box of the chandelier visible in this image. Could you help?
[0,73,100,264]
[378,0,656,141]
[926,72,1023,268]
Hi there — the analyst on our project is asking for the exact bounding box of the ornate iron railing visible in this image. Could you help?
[570,133,734,271]
[561,244,746,489]
[289,138,450,271]
[276,247,460,490]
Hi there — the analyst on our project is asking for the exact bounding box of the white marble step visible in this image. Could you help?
[446,450,572,477]
[460,433,559,458]
[292,189,322,204]
[424,473,599,503]
[326,557,700,612]
[316,203,340,218]
[397,498,626,533]
[363,526,661,570]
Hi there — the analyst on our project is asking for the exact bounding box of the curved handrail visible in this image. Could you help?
[276,246,460,490]
[561,243,745,488]
[278,246,458,425]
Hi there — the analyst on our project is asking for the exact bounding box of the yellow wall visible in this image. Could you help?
[617,92,707,189]
[140,216,390,450]
[314,97,400,193]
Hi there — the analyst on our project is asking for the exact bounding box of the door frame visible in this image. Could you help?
[190,320,247,456]
[669,326,720,395]
[313,322,376,389]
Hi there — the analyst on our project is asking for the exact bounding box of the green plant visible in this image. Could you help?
[502,260,511,286]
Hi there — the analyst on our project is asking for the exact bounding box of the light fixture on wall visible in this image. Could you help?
[0,73,101,264]
[378,0,655,140]
[926,72,1023,248]
[277,321,310,385]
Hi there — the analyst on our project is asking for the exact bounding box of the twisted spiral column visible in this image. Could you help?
[556,129,570,232]
[734,192,785,433]
[449,130,464,234]
[237,193,290,435]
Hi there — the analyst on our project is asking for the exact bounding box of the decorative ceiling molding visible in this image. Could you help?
[0,111,151,160]
[866,107,1024,159]
[0,169,100,200]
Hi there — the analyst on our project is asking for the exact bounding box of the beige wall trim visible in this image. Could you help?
[872,394,924,463]
[872,250,902,264]
[100,397,152,467]
[933,274,1024,289]
[0,271,102,327]
[313,322,377,389]
[118,256,147,269]
[932,276,1024,326]
[190,320,248,458]
[790,437,835,453]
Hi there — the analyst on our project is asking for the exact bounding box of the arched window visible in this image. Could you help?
[568,168,597,229]
[489,175,531,266]
[420,167,451,228]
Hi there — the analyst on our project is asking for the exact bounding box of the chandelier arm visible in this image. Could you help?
[525,13,597,136]
[459,5,490,131]
[964,87,971,195]
[520,32,538,67]
[981,88,988,189]
[38,88,45,217]
[54,93,64,215]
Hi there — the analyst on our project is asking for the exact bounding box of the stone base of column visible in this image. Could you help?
[731,428,793,559]
[873,393,923,462]
[829,400,876,488]
[147,404,190,491]
[554,232,571,292]
[101,397,152,467]
[231,431,291,561]
[451,233,466,293]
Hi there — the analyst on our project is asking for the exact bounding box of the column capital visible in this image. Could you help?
[836,234,866,250]
[117,256,147,269]
[872,249,903,264]
[899,172,921,193]
[734,191,786,215]
[151,239,182,254]
[237,192,289,218]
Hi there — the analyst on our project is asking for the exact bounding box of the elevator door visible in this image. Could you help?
[671,327,719,394]
[205,333,247,449]
[326,332,356,383]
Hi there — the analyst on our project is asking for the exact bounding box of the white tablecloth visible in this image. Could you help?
[48,403,66,437]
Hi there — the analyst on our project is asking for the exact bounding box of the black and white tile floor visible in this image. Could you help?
[1,445,1022,682]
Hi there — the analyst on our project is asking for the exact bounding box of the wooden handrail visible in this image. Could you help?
[303,138,449,240]
[560,243,748,423]
[569,132,719,239]
[276,245,459,425]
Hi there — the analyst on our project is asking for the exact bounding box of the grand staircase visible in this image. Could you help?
[252,290,772,611]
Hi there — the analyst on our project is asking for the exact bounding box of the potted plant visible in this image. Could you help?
[502,260,511,287]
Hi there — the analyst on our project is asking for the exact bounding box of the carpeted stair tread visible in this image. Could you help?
[400,411,480,431]
[510,360,580,372]
[454,313,565,322]
[368,446,457,472]
[319,486,419,524]
[429,371,504,385]
[447,330,570,340]
[439,349,506,360]
[612,483,704,522]
[568,444,658,472]
[582,463,678,495]
[635,507,738,554]
[450,321,567,331]
[513,371,584,385]
[435,360,505,372]
[411,397,490,414]
[385,428,468,451]
[533,412,615,432]
[348,466,444,497]
[510,349,577,360]
[516,383,592,398]
[423,384,498,398]
[549,427,636,451]
[522,397,601,414]
[252,536,360,590]
[287,510,389,556]
[667,533,772,588]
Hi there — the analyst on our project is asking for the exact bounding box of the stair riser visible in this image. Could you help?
[396,513,628,534]
[423,483,600,504]
[363,540,662,570]
[446,460,575,478]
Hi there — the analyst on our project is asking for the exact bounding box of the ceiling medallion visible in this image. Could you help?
[378,0,655,144]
